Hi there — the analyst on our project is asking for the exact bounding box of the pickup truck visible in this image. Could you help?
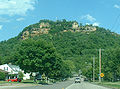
[7,78,21,82]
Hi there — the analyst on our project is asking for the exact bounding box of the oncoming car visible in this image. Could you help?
[75,77,81,83]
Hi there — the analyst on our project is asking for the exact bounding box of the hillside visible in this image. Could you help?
[0,19,120,81]
[19,19,97,40]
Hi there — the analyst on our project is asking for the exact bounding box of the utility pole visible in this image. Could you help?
[99,48,101,82]
[93,56,95,82]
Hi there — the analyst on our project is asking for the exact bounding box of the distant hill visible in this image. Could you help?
[0,19,120,81]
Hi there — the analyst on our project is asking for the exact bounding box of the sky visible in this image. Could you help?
[0,0,120,41]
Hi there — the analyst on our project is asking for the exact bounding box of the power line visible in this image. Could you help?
[110,14,120,33]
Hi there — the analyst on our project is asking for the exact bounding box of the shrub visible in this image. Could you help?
[0,72,6,80]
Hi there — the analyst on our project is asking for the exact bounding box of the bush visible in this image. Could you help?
[0,72,6,80]
[18,72,24,79]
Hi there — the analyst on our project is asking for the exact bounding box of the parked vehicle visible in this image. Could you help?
[75,77,81,83]
[84,77,88,81]
[7,78,21,82]
[61,78,66,81]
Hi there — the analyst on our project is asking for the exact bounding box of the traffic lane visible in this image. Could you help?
[66,82,111,89]
[11,80,73,89]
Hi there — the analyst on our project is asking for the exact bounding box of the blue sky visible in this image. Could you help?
[0,0,120,41]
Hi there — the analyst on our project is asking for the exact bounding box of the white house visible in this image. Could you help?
[0,64,21,74]
[0,64,30,80]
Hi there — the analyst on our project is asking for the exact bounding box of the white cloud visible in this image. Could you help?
[0,0,37,16]
[0,25,3,30]
[85,23,90,25]
[114,4,120,9]
[81,14,100,26]
[0,17,10,22]
[16,17,25,21]
[81,14,96,22]
[93,22,100,26]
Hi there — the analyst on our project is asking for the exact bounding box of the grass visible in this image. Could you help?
[21,79,34,84]
[0,80,41,88]
[94,81,120,89]
[0,79,55,85]
[0,79,35,85]
[0,81,8,84]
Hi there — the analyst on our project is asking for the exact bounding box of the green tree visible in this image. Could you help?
[18,72,24,79]
[14,39,64,79]
[59,60,75,79]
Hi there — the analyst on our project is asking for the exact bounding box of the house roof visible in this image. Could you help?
[7,64,20,72]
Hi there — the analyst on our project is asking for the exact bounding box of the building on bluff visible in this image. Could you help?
[84,25,96,31]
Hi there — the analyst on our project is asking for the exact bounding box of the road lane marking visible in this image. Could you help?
[65,83,74,89]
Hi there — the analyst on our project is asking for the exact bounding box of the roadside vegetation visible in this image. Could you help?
[0,79,35,84]
[95,82,120,89]
[0,72,6,80]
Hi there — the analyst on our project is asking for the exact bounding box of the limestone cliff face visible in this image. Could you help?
[72,22,96,32]
[21,21,97,40]
[40,22,50,28]
[21,22,50,40]
[72,22,79,29]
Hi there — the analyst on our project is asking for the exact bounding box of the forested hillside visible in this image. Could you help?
[0,19,120,81]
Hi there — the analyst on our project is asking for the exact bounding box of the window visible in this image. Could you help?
[7,67,8,71]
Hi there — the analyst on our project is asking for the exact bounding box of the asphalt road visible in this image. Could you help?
[5,80,73,89]
[0,81,111,89]
[66,82,111,89]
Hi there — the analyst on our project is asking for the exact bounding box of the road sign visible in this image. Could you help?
[100,73,104,77]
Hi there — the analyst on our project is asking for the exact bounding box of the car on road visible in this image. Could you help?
[84,77,88,81]
[7,78,21,82]
[75,77,81,83]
